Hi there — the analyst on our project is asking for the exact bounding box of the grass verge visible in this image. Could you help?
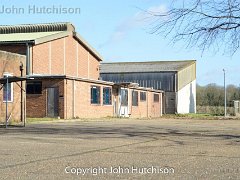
[162,113,240,120]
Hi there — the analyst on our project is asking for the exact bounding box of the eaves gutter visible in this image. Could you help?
[0,40,34,45]
[100,71,178,74]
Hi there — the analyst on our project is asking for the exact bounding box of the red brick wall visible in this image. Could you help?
[129,89,162,118]
[65,36,77,77]
[32,42,49,74]
[89,53,100,80]
[26,78,113,119]
[32,35,100,79]
[50,38,64,75]
[64,79,73,119]
[65,79,113,119]
[26,79,64,118]
[77,43,88,78]
[26,93,45,118]
[0,51,26,122]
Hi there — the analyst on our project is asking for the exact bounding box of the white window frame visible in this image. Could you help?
[3,74,13,103]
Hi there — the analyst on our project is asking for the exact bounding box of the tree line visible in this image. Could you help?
[197,84,240,107]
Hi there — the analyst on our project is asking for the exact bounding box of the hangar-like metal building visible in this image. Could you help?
[100,60,196,114]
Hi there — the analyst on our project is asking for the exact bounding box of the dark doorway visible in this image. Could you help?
[165,92,176,114]
[47,87,59,117]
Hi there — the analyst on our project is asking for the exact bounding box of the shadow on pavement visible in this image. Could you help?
[0,122,239,142]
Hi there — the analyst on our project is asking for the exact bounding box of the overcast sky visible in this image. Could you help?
[1,0,240,86]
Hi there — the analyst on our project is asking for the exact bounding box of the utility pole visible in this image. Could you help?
[223,69,227,117]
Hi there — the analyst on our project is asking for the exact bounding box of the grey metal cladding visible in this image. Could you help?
[101,72,175,92]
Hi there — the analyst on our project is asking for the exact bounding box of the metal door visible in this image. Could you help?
[47,87,59,117]
[119,88,129,117]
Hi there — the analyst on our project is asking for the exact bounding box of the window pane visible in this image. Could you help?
[132,91,138,106]
[140,91,146,101]
[154,94,159,102]
[91,86,100,104]
[121,89,128,106]
[26,81,42,94]
[103,87,112,105]
[3,83,12,102]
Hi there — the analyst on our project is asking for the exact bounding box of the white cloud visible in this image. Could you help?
[98,4,167,49]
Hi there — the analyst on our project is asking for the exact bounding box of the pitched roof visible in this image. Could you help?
[100,60,196,73]
[0,22,103,61]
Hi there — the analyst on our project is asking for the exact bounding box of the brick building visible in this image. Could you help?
[0,23,163,123]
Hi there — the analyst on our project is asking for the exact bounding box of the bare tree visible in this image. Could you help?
[146,0,240,54]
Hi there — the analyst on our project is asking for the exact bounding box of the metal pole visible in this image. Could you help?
[223,69,227,117]
[24,90,26,127]
[5,75,8,128]
[20,63,23,122]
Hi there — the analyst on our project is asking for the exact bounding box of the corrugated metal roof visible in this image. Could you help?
[0,22,74,34]
[100,60,196,73]
[0,31,63,43]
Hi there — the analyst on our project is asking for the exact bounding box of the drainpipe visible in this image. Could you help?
[26,43,30,75]
[24,43,31,126]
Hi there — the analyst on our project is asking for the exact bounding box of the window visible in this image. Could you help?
[121,89,128,106]
[26,81,42,94]
[154,94,159,102]
[140,91,146,101]
[132,90,138,106]
[3,83,13,102]
[91,86,100,104]
[103,87,112,105]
